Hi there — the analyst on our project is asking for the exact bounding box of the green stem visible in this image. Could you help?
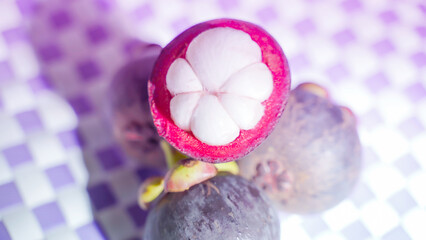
[160,140,187,169]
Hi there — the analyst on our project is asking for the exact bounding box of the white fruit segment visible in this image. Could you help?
[166,58,203,95]
[219,94,264,130]
[170,93,201,131]
[166,27,273,146]
[186,28,262,91]
[190,95,240,146]
[221,63,273,101]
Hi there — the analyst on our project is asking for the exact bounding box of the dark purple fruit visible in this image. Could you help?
[143,174,280,240]
[239,83,362,214]
[107,44,165,167]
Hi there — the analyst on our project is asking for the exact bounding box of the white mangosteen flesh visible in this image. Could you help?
[166,27,273,146]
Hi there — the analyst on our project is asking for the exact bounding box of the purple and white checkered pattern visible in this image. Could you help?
[0,0,425,239]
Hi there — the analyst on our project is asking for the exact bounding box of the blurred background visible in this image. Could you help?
[0,0,425,239]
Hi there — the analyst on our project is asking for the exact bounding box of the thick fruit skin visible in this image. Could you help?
[107,44,165,168]
[239,84,362,214]
[143,174,280,240]
[149,18,291,163]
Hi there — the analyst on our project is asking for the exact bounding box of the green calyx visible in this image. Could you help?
[137,158,240,209]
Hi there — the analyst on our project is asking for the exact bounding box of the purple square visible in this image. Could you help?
[257,6,278,23]
[0,182,23,210]
[96,146,124,171]
[38,44,63,62]
[416,26,426,38]
[96,0,114,11]
[33,202,65,230]
[404,82,426,102]
[360,109,384,129]
[380,10,398,24]
[382,226,411,240]
[388,189,417,215]
[294,19,316,36]
[0,222,11,240]
[333,29,356,46]
[365,72,390,93]
[76,60,101,81]
[341,0,362,13]
[341,221,371,240]
[411,52,426,68]
[301,216,328,237]
[394,154,421,176]
[76,222,105,240]
[362,146,380,167]
[132,4,153,21]
[0,61,14,83]
[57,129,83,149]
[126,203,148,227]
[350,183,375,208]
[45,164,75,189]
[68,95,93,116]
[326,64,349,82]
[334,29,356,46]
[420,4,426,14]
[28,75,52,94]
[2,26,28,45]
[398,117,424,139]
[217,0,239,11]
[49,10,72,30]
[86,25,109,44]
[87,183,117,211]
[289,54,311,73]
[372,39,395,56]
[136,167,163,182]
[14,110,43,133]
[16,0,39,16]
[2,144,33,168]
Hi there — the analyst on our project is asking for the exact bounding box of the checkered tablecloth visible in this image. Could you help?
[0,0,425,239]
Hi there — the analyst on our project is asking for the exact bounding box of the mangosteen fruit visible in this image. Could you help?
[239,83,362,214]
[149,18,291,163]
[143,174,280,240]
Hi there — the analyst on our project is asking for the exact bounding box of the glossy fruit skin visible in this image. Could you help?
[107,44,166,168]
[143,174,280,240]
[149,18,291,163]
[239,84,362,214]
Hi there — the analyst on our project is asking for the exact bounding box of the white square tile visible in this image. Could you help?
[45,226,80,240]
[407,172,426,207]
[1,83,35,114]
[8,43,40,81]
[364,164,406,200]
[344,44,380,78]
[281,219,311,240]
[28,132,66,168]
[57,186,93,228]
[367,126,410,163]
[411,135,426,169]
[37,92,78,133]
[332,81,374,115]
[315,231,346,240]
[0,155,13,185]
[0,1,22,30]
[360,201,399,237]
[323,201,360,231]
[3,208,44,240]
[402,208,426,240]
[14,164,55,208]
[384,55,418,88]
[67,149,89,186]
